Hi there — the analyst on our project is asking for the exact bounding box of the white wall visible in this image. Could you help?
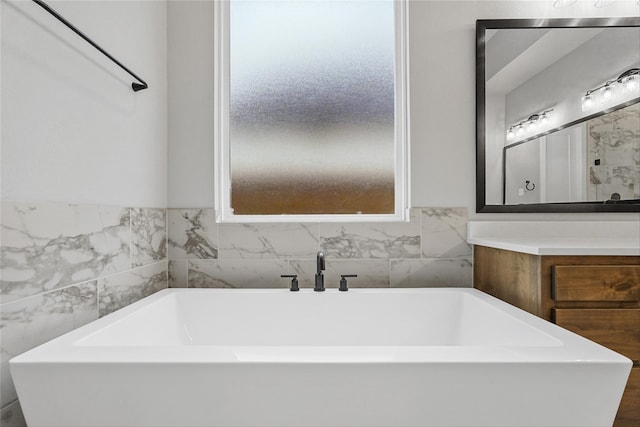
[484,91,506,204]
[505,139,541,204]
[167,0,215,208]
[543,124,587,202]
[167,0,639,220]
[1,0,167,207]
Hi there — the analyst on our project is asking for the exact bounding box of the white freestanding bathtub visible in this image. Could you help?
[10,288,631,427]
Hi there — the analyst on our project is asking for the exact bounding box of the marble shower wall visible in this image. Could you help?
[587,102,640,200]
[0,202,168,424]
[168,207,472,290]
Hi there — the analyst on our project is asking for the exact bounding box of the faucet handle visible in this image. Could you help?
[339,274,357,292]
[281,275,299,292]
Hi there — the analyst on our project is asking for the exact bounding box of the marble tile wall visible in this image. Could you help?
[168,207,472,290]
[0,202,168,426]
[587,102,640,201]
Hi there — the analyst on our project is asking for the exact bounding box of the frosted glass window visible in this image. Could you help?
[229,0,397,216]
[215,0,407,221]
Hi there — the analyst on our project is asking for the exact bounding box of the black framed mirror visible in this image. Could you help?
[476,18,640,213]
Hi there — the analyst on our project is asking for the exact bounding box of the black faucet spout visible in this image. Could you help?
[314,251,325,292]
[317,251,325,274]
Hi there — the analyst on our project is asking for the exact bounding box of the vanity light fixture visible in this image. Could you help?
[581,68,639,112]
[506,109,553,141]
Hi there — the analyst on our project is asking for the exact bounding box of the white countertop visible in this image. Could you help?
[467,221,640,256]
[467,236,640,256]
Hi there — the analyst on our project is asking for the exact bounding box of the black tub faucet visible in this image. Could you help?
[314,251,325,292]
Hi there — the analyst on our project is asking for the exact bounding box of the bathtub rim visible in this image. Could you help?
[9,287,633,367]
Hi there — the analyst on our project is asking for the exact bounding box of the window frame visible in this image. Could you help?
[214,0,410,223]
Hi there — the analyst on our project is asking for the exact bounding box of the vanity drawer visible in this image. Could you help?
[615,367,640,427]
[552,265,640,302]
[553,308,640,361]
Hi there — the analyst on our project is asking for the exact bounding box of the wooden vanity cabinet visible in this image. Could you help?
[473,246,640,427]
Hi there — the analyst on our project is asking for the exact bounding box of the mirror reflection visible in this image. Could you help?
[480,20,640,211]
[504,102,639,204]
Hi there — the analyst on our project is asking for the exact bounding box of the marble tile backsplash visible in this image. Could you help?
[168,207,472,290]
[319,208,421,259]
[0,202,168,425]
[167,209,217,260]
[421,208,471,258]
[219,223,319,259]
[97,262,168,317]
[131,208,167,267]
[0,203,130,303]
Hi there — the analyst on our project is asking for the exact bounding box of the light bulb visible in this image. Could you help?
[540,113,548,126]
[602,84,613,100]
[507,128,515,140]
[623,74,638,92]
[527,121,536,131]
[582,94,594,111]
[516,125,524,135]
